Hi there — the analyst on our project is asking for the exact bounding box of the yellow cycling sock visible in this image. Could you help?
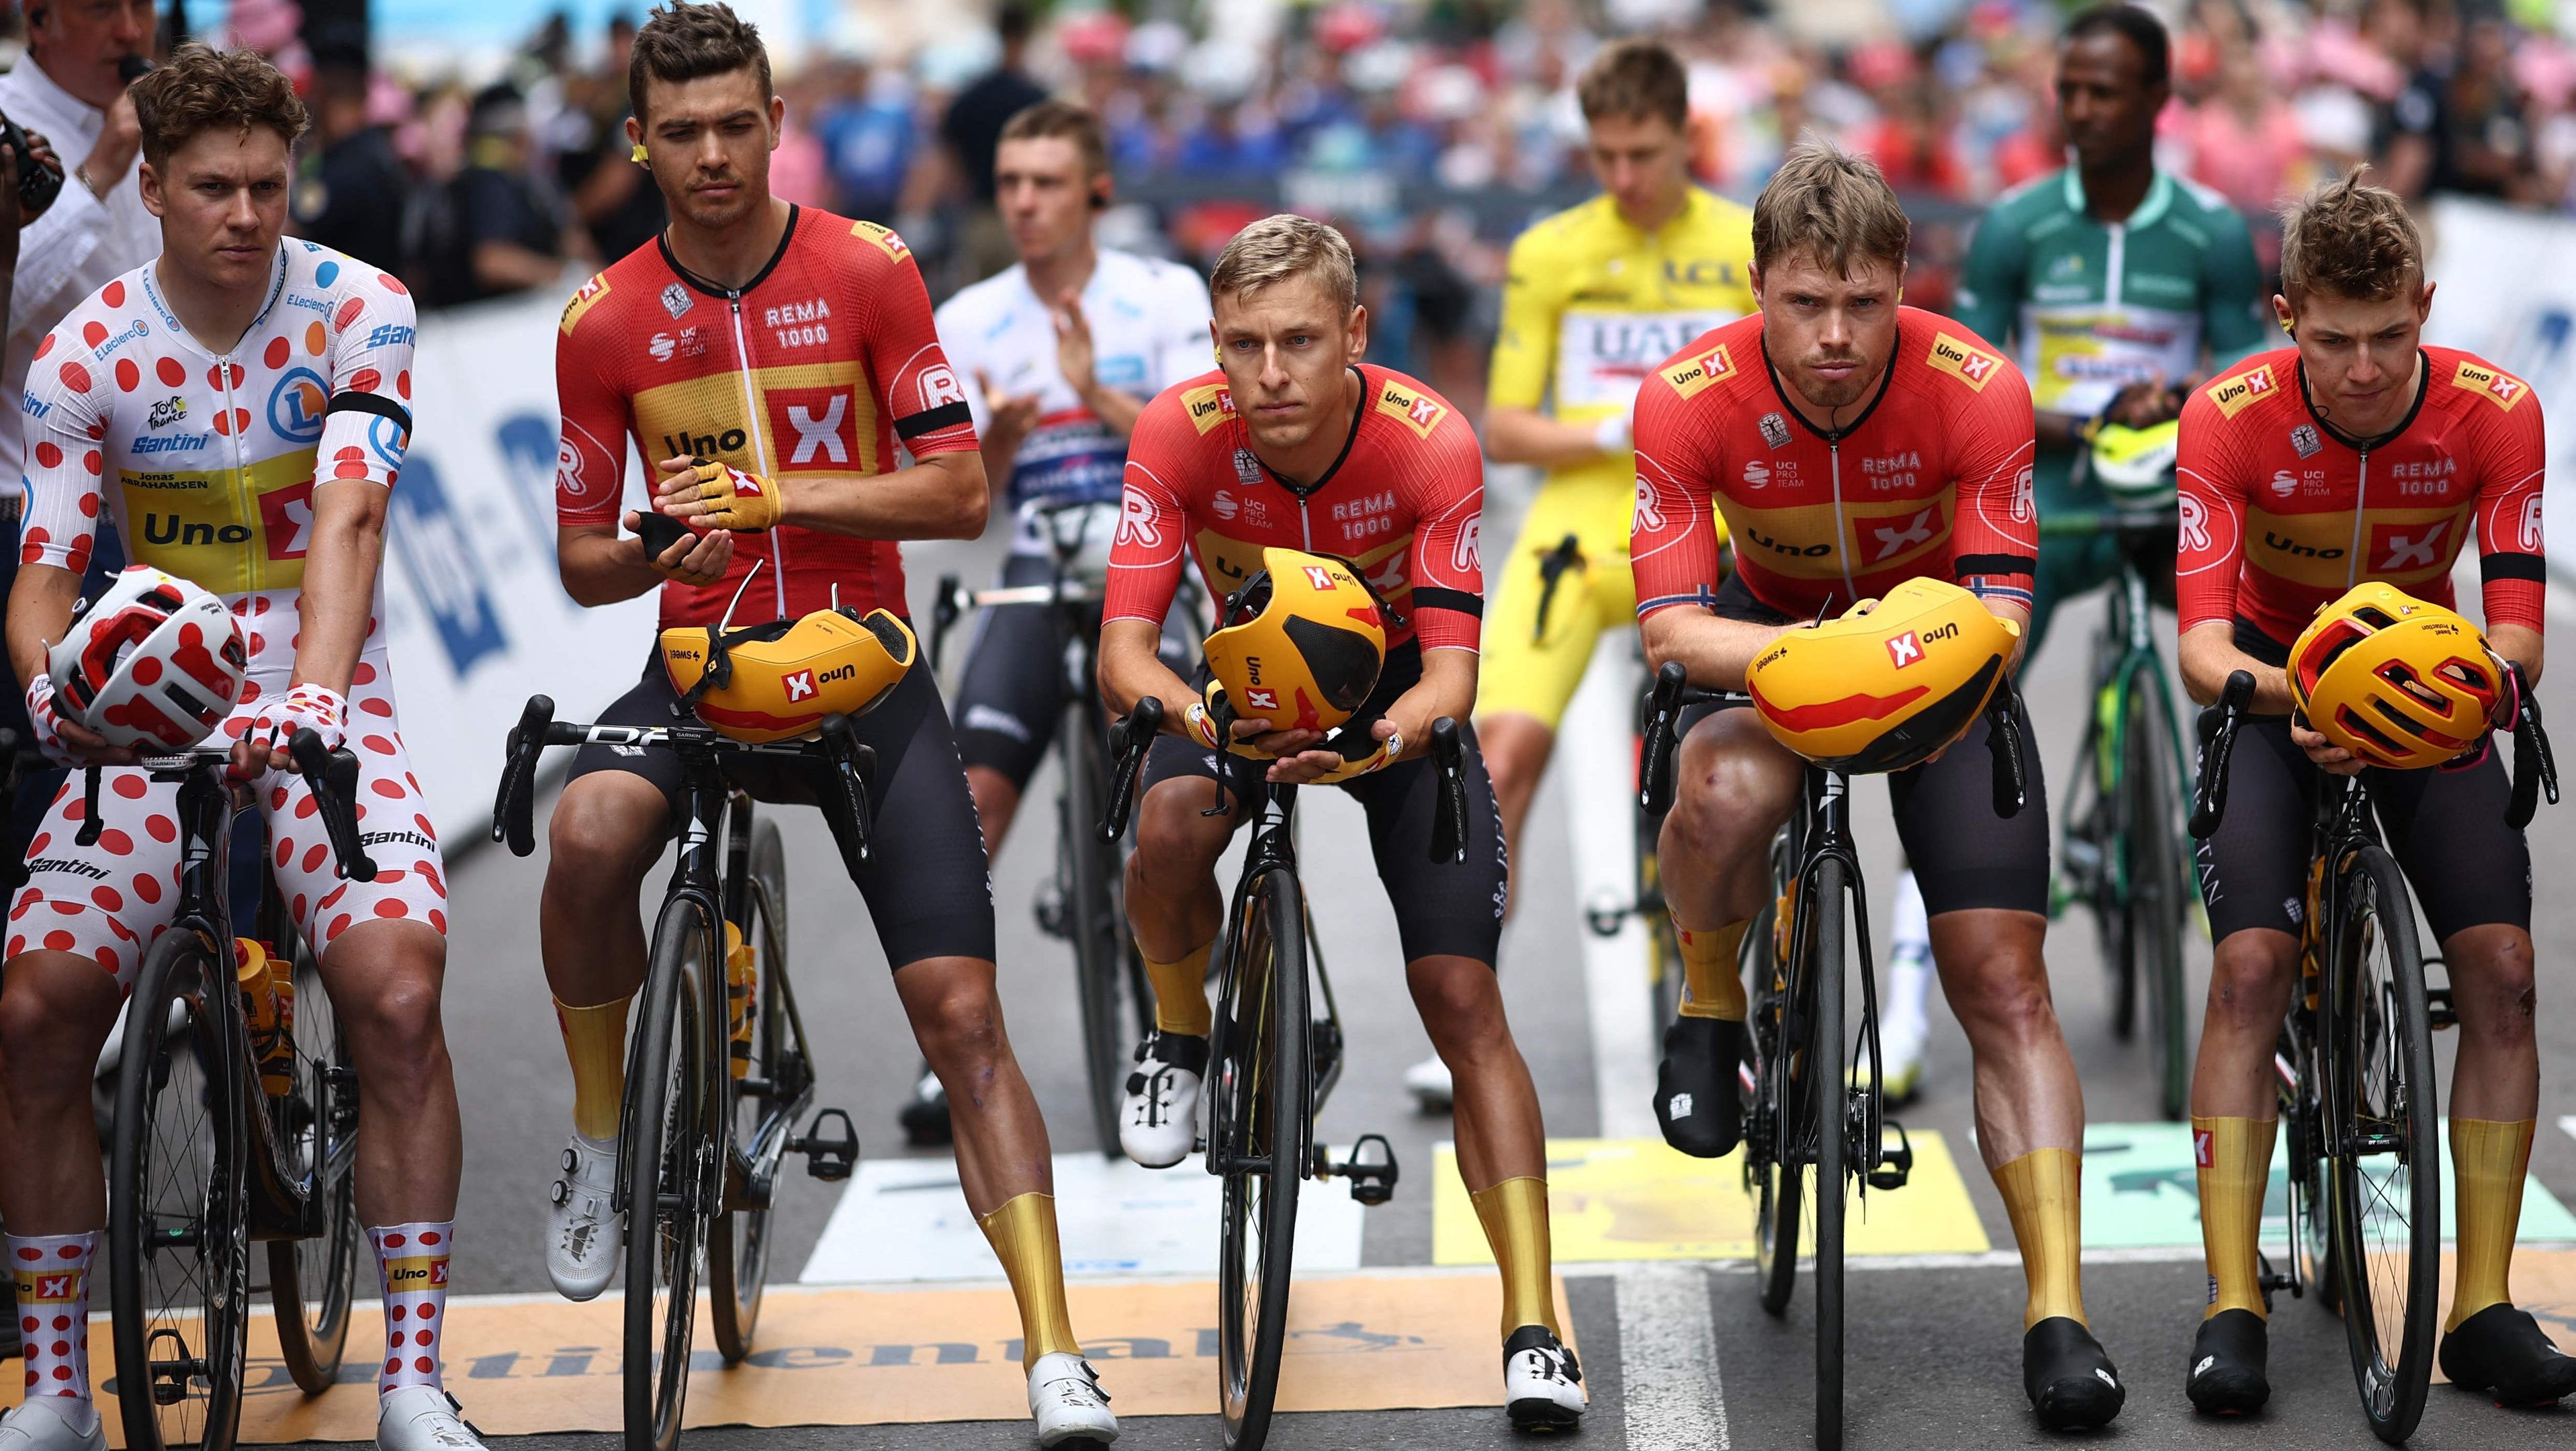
[2192,1116,2276,1320]
[1992,1147,2086,1329]
[977,1192,1080,1366]
[1469,1176,1560,1339]
[1143,942,1214,1038]
[555,994,633,1142]
[1677,920,1749,1022]
[2448,1117,2535,1330]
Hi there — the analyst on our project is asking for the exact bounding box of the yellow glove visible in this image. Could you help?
[1308,729,1403,784]
[680,458,785,532]
[1182,698,1223,750]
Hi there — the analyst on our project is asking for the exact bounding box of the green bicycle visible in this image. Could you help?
[2046,506,2196,1119]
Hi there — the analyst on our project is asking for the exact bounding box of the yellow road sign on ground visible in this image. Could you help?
[1431,1135,1992,1265]
[9,1272,1560,1442]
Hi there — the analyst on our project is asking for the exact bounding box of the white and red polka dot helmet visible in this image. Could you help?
[46,565,249,750]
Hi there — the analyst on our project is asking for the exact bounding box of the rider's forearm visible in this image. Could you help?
[1485,406,1616,469]
[1098,618,1198,729]
[291,480,388,695]
[1386,648,1479,758]
[779,451,987,541]
[6,560,79,688]
[1987,597,2033,674]
[2179,620,2291,712]
[1640,607,1793,692]
[2491,623,2543,688]
[558,525,666,607]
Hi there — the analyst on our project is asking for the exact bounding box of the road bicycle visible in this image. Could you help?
[103,732,371,1451]
[1640,662,2030,1450]
[494,699,862,1451]
[927,498,1192,1156]
[2043,507,2194,1118]
[1100,696,1433,1450]
[2190,666,2555,1442]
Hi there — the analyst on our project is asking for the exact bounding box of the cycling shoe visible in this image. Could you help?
[2440,1303,2576,1406]
[2184,1308,2270,1415]
[1654,1016,1746,1158]
[2024,1316,2125,1430]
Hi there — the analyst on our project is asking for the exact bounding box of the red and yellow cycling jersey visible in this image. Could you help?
[1103,365,1484,653]
[1631,308,2039,621]
[553,208,979,629]
[2175,345,2546,643]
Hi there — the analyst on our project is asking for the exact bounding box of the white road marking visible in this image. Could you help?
[1615,1262,1728,1448]
[2559,1114,2576,1147]
[1562,635,1657,1139]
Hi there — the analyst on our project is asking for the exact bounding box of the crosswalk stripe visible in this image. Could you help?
[1562,636,1657,1140]
[1615,1262,1728,1448]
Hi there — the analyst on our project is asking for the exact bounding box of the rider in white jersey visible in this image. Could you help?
[902,102,1207,1146]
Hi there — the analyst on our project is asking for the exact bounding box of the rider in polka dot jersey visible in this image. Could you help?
[0,48,478,1451]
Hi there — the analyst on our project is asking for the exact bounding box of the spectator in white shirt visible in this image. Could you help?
[0,0,156,490]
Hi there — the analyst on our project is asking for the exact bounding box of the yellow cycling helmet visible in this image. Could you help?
[1746,577,2021,773]
[1204,547,1387,746]
[660,606,917,743]
[2089,418,2180,504]
[2289,582,2504,770]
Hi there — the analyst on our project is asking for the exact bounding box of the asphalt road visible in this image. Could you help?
[397,517,2576,1451]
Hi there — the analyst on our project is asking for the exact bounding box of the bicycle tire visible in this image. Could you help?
[1216,868,1310,1451]
[1065,704,1134,1156]
[2323,844,2439,1444]
[1640,818,1684,1032]
[624,898,717,1451]
[2089,638,2139,1045]
[1750,887,1801,1317]
[709,820,789,1362]
[2273,1022,2336,1312]
[269,940,359,1394]
[1810,855,1851,1451]
[2123,669,2191,1120]
[109,930,249,1451]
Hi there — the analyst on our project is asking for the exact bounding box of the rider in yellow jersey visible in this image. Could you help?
[1479,38,1753,885]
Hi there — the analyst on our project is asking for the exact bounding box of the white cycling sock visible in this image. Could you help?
[1883,869,1933,1047]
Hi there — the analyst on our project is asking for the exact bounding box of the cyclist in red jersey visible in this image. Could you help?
[2172,171,2566,1411]
[1097,216,1583,1430]
[1632,145,2123,1430]
[539,8,1117,1444]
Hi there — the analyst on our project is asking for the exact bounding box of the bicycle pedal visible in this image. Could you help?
[1317,1133,1400,1205]
[791,1106,860,1182]
[1866,1118,1914,1192]
[2424,986,2458,1030]
[1032,889,1069,940]
[1584,891,1628,938]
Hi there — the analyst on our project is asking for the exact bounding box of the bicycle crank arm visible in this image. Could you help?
[1313,1133,1401,1205]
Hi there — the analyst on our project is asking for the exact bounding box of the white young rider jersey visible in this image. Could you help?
[19,239,416,672]
[934,248,1211,554]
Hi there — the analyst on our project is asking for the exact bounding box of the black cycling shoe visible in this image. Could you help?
[2439,1303,2576,1406]
[2184,1308,2271,1415]
[896,1064,952,1147]
[1654,1016,1746,1158]
[2024,1317,2125,1430]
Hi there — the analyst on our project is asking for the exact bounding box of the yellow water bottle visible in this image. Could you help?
[234,939,297,1096]
[722,922,756,1078]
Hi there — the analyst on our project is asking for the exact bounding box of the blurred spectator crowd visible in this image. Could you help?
[40,0,2576,371]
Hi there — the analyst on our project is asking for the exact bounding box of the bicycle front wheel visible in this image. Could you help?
[2323,844,2439,1444]
[623,899,718,1451]
[710,819,788,1361]
[2119,669,2191,1120]
[109,930,250,1451]
[1215,869,1311,1451]
[1065,705,1137,1156]
[1748,887,1800,1317]
[268,938,359,1393]
[1808,856,1851,1451]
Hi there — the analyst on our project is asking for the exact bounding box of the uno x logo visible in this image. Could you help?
[30,1273,77,1300]
[1304,565,1338,590]
[1245,687,1279,711]
[1887,632,1922,668]
[2375,519,2448,571]
[784,670,817,703]
[1871,508,1936,561]
[787,394,849,464]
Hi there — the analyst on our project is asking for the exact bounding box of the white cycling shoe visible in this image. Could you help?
[1028,1352,1118,1446]
[1403,1053,1453,1110]
[0,1398,105,1451]
[375,1387,486,1451]
[545,1133,620,1301]
[1503,1325,1587,1430]
[1118,1032,1205,1168]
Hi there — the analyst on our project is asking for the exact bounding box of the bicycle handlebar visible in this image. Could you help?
[2506,661,2559,830]
[927,574,969,674]
[494,695,556,856]
[1099,696,1163,843]
[2188,670,2257,840]
[1638,660,1732,817]
[1984,684,2029,820]
[288,729,378,882]
[1427,717,1466,863]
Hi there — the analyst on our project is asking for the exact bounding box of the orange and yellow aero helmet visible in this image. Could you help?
[661,607,917,743]
[1204,547,1388,748]
[2289,583,2505,770]
[1746,578,2021,773]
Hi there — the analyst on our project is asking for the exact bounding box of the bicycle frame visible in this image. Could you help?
[1204,783,1347,1178]
[1772,767,1892,1182]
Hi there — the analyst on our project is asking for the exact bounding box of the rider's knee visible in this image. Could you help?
[322,928,448,1075]
[545,782,662,891]
[1946,949,2057,1041]
[0,959,116,1080]
[2207,930,2299,1022]
[1669,748,1794,861]
[1129,785,1224,892]
[907,967,1004,1067]
[2449,926,2537,1039]
[1407,956,1504,1047]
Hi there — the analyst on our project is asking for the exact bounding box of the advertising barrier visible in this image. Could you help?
[380,284,658,845]
[2424,195,2576,583]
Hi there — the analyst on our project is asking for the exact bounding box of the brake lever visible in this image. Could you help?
[2189,670,2257,840]
[1427,717,1466,863]
[494,695,556,856]
[2507,662,2557,830]
[74,764,104,846]
[815,714,875,874]
[290,728,377,882]
[928,573,965,674]
[1984,684,2028,820]
[1099,696,1163,842]
[1640,660,1689,816]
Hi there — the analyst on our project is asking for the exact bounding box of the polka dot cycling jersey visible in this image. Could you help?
[18,242,415,672]
[8,650,447,987]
